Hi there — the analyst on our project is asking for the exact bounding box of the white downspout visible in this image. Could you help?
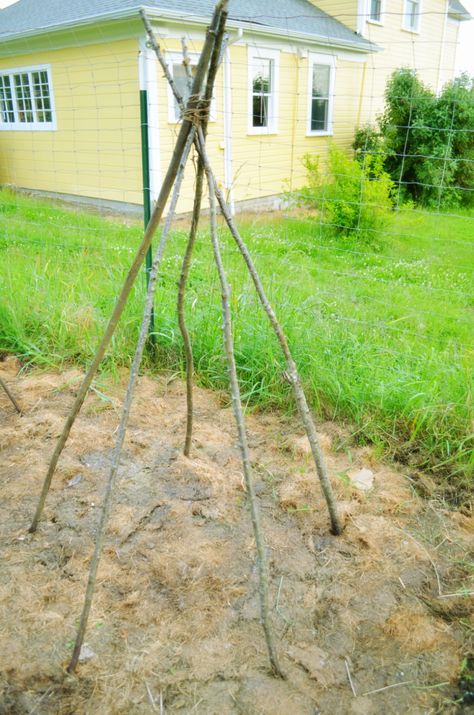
[357,0,367,35]
[437,0,450,94]
[223,28,243,216]
[139,36,161,202]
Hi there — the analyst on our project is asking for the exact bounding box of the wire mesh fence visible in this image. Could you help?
[0,3,473,485]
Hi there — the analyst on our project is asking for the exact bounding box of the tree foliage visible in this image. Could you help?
[355,70,474,207]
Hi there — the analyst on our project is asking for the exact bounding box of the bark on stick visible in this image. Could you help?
[145,9,228,458]
[0,376,22,415]
[205,159,283,679]
[211,183,344,535]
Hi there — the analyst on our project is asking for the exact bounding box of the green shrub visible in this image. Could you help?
[300,145,394,239]
[379,69,474,207]
[352,124,384,168]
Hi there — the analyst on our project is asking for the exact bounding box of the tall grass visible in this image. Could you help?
[0,189,472,487]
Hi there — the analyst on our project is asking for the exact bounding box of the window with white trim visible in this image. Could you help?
[166,52,216,123]
[307,53,335,135]
[369,0,383,23]
[0,65,56,130]
[248,47,279,134]
[403,0,421,31]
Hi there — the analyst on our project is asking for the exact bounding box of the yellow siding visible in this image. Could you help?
[306,1,359,31]
[0,39,143,205]
[225,45,366,204]
[0,34,366,214]
[438,21,461,89]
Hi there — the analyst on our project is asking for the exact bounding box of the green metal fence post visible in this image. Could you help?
[140,76,157,351]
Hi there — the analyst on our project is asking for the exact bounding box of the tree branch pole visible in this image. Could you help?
[28,1,225,534]
[176,32,223,457]
[177,152,203,456]
[142,8,228,458]
[147,28,343,535]
[0,376,22,415]
[205,166,283,679]
[178,38,199,448]
[67,128,196,674]
[210,181,344,536]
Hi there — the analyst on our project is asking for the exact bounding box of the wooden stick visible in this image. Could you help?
[176,31,225,457]
[67,3,227,673]
[145,5,284,673]
[177,170,203,457]
[67,127,196,675]
[177,40,200,457]
[28,1,224,534]
[0,376,22,414]
[205,161,283,679]
[345,658,357,697]
[211,180,343,535]
[362,681,413,696]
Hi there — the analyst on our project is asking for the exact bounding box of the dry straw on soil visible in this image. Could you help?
[1,358,473,714]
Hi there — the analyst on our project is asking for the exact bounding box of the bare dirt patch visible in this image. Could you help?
[1,357,473,714]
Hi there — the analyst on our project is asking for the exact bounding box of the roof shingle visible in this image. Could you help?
[0,0,374,51]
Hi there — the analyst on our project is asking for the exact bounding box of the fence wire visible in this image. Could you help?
[0,4,472,477]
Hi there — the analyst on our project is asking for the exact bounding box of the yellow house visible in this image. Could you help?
[313,0,471,121]
[0,0,469,214]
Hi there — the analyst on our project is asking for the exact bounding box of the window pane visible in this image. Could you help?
[14,73,33,122]
[311,98,328,131]
[172,61,196,120]
[253,94,268,127]
[253,59,271,93]
[370,0,382,20]
[31,70,52,122]
[0,75,15,123]
[312,65,330,97]
[406,0,418,27]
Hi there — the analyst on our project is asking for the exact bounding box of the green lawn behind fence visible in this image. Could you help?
[0,189,472,488]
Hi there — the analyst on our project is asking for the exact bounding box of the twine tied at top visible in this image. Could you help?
[182,96,212,125]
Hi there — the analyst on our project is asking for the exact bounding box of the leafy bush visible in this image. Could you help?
[352,124,384,172]
[299,145,394,239]
[379,69,474,207]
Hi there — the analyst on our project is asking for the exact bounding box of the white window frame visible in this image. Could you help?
[247,46,280,135]
[367,0,384,25]
[166,51,216,124]
[402,0,422,32]
[0,64,56,131]
[306,52,336,137]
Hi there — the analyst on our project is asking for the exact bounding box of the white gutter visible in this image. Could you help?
[357,0,367,36]
[437,0,450,93]
[0,5,379,54]
[223,28,243,216]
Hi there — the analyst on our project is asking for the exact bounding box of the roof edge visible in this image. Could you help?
[0,3,378,54]
[448,1,472,20]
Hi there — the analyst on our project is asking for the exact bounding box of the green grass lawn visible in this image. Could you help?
[1,189,473,489]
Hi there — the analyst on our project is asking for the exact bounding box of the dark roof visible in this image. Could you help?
[0,0,375,51]
[448,0,472,20]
